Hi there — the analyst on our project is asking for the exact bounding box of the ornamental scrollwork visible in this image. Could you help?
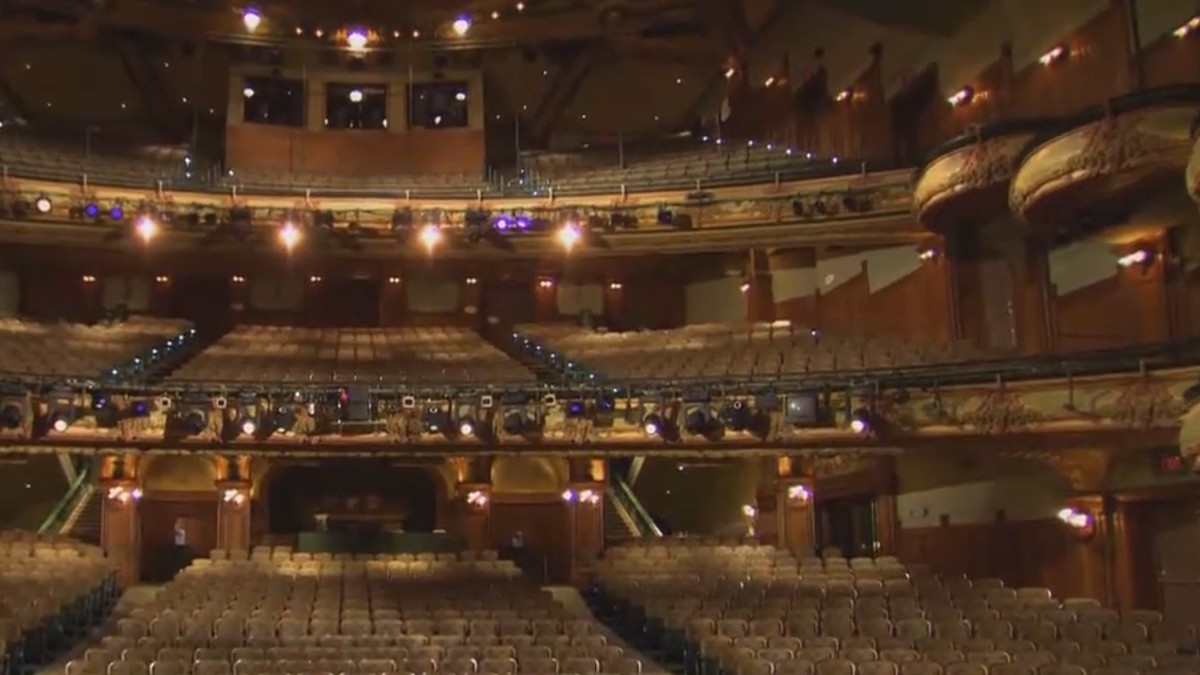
[959,387,1041,434]
[1090,377,1186,429]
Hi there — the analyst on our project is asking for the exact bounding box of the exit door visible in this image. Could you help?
[1155,502,1200,634]
[816,494,878,558]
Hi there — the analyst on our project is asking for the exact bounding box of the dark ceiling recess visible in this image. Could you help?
[639,20,705,39]
[812,0,990,35]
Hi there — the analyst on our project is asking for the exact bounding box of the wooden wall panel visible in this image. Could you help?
[488,495,571,583]
[896,518,1105,600]
[812,260,952,346]
[1141,30,1200,88]
[138,494,218,583]
[1054,264,1169,352]
[225,125,486,177]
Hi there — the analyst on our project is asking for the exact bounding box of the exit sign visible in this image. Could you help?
[1158,452,1190,475]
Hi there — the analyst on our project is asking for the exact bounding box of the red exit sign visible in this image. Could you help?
[1160,453,1189,475]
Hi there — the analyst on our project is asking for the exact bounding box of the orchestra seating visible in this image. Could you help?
[169,326,535,386]
[590,539,1193,675]
[0,531,119,675]
[0,316,191,378]
[538,145,849,194]
[220,169,492,196]
[67,548,649,675]
[516,323,995,381]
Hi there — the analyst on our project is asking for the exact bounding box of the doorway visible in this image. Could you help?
[816,494,879,558]
[1152,500,1200,633]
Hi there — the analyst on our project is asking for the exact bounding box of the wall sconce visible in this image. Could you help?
[1174,16,1199,38]
[917,247,937,261]
[947,86,975,107]
[387,277,401,285]
[81,275,97,283]
[787,485,811,503]
[835,88,853,103]
[1057,507,1095,539]
[465,277,478,285]
[222,488,247,507]
[465,490,488,508]
[231,275,245,284]
[1117,246,1155,269]
[608,281,622,290]
[308,275,323,283]
[1038,44,1067,66]
[155,275,170,284]
[739,280,751,293]
[741,504,757,518]
[106,485,143,504]
[538,279,554,289]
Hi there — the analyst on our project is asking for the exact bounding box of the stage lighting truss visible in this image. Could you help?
[683,404,723,440]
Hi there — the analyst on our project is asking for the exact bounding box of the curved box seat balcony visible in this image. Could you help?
[1187,111,1200,209]
[1010,85,1200,223]
[913,120,1051,231]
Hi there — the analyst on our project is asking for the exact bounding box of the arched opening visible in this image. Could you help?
[266,460,440,536]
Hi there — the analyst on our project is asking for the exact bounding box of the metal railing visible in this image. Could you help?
[610,474,662,538]
[38,459,92,535]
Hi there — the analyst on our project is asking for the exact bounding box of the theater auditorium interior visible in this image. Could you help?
[3,0,1200,675]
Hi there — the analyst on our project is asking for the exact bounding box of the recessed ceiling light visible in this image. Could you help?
[412,29,421,38]
[491,10,500,19]
[120,102,127,109]
[24,64,31,70]
[516,1,525,10]
[676,77,683,84]
[580,113,587,119]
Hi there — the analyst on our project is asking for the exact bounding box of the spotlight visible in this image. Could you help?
[391,208,413,232]
[556,223,582,251]
[418,224,442,252]
[721,400,750,431]
[84,202,100,219]
[684,406,719,437]
[279,221,302,251]
[109,204,125,221]
[312,210,335,230]
[421,406,449,433]
[642,412,663,436]
[452,16,471,36]
[135,215,158,243]
[242,7,262,31]
[240,418,257,436]
[243,87,255,98]
[175,409,207,436]
[0,403,23,429]
[458,417,476,437]
[348,89,364,103]
[503,409,533,435]
[849,408,872,434]
[656,208,673,225]
[34,195,52,214]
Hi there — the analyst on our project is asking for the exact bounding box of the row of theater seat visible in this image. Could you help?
[67,548,657,675]
[587,539,1195,675]
[168,326,534,386]
[0,316,191,379]
[0,531,120,675]
[516,323,995,382]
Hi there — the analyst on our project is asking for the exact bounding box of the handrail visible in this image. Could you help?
[38,459,92,534]
[611,474,662,538]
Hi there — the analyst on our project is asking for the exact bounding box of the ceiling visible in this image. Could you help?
[0,0,999,155]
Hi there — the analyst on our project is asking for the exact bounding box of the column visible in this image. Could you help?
[533,278,558,321]
[745,249,775,322]
[455,482,491,552]
[776,457,816,559]
[564,458,605,582]
[1058,494,1109,601]
[99,453,142,587]
[215,455,253,553]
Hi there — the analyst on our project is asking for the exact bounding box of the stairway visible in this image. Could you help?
[604,487,641,545]
[484,329,565,386]
[66,486,102,545]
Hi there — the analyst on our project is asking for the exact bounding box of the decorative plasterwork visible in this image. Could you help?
[1003,448,1114,491]
[912,134,1033,226]
[1010,106,1197,220]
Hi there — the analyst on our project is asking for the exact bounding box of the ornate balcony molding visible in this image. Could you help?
[914,131,1036,231]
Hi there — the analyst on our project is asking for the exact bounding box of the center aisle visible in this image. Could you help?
[544,586,672,675]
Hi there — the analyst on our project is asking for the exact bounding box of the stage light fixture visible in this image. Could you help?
[84,202,100,219]
[348,89,364,103]
[721,400,749,431]
[242,8,262,31]
[391,208,413,232]
[452,16,471,36]
[110,204,125,221]
[642,412,663,436]
[421,405,449,433]
[312,210,335,230]
[656,208,673,225]
[240,418,257,436]
[684,406,718,437]
[176,408,207,436]
[503,409,534,435]
[458,417,476,437]
[242,87,255,99]
[0,402,23,429]
[135,215,158,243]
[279,221,302,252]
[418,224,442,252]
[556,223,582,251]
[849,408,872,434]
[34,195,52,214]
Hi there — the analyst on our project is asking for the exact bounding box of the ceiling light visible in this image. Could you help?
[242,8,262,31]
[725,67,735,79]
[455,91,467,102]
[433,115,442,125]
[412,29,421,38]
[135,216,158,244]
[556,223,581,251]
[491,10,500,19]
[452,16,471,36]
[346,28,368,51]
[314,28,324,38]
[33,195,52,214]
[349,89,364,103]
[516,1,525,10]
[243,87,255,98]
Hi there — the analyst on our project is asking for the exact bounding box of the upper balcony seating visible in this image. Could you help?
[0,134,186,186]
[170,326,535,386]
[0,316,191,379]
[596,539,1193,675]
[68,548,649,675]
[0,531,119,673]
[516,323,995,382]
[538,145,851,194]
[219,168,492,196]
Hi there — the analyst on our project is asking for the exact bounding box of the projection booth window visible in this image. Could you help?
[325,83,388,130]
[408,81,469,129]
[242,76,305,127]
